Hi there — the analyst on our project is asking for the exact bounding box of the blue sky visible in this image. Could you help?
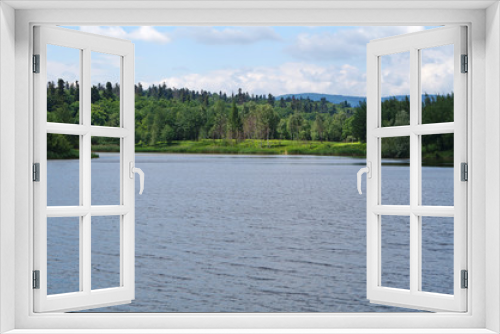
[48,26,453,97]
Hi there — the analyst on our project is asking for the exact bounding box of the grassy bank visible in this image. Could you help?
[48,149,99,159]
[421,150,454,166]
[131,139,367,157]
[58,140,452,165]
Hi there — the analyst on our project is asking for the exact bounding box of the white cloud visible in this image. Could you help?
[79,26,170,44]
[128,26,171,44]
[380,43,454,96]
[287,26,427,62]
[91,53,121,85]
[79,26,129,39]
[176,27,281,45]
[380,52,411,97]
[47,53,121,86]
[155,62,367,96]
[421,44,454,95]
[47,60,79,84]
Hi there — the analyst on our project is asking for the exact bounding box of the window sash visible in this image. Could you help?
[366,25,468,312]
[32,25,136,313]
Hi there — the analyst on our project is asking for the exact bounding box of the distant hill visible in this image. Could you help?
[276,93,436,107]
[276,93,366,107]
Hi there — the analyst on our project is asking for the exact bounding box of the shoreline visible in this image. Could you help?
[47,139,453,166]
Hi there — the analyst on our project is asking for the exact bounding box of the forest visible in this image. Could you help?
[46,79,454,162]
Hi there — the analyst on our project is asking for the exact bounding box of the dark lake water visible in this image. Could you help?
[46,153,454,312]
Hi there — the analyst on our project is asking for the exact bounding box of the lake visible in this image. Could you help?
[46,153,454,312]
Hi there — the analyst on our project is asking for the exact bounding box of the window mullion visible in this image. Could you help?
[409,47,420,294]
[82,47,92,294]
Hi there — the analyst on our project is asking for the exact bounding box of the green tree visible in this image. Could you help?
[278,118,289,141]
[91,86,101,104]
[258,104,279,147]
[352,101,367,142]
[267,94,275,107]
[287,113,303,141]
[161,124,176,143]
[314,113,325,142]
[211,100,227,141]
[56,79,65,100]
[229,100,242,141]
[104,82,115,100]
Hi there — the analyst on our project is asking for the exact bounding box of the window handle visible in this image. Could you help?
[357,162,371,195]
[129,162,145,195]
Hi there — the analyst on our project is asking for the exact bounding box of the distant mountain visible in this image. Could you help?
[276,93,435,107]
[276,93,366,107]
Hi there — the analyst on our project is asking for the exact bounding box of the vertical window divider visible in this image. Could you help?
[416,47,424,293]
[414,50,422,291]
[82,47,92,294]
[453,26,468,301]
[119,56,125,288]
[374,55,382,289]
[78,49,85,294]
[409,46,420,295]
[122,49,135,292]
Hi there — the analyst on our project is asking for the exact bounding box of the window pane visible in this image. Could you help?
[92,215,121,290]
[380,52,410,127]
[421,44,454,124]
[91,52,121,127]
[47,217,80,294]
[421,133,454,206]
[421,217,454,295]
[381,137,410,205]
[381,215,410,290]
[47,44,80,124]
[47,134,80,206]
[91,137,121,206]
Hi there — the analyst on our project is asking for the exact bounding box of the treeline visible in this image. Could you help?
[132,83,366,145]
[46,78,453,160]
[379,94,453,159]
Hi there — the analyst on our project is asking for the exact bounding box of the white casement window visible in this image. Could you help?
[7,3,495,331]
[32,26,142,312]
[32,24,467,315]
[361,26,467,312]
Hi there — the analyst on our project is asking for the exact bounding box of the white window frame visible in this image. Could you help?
[366,26,468,312]
[33,25,136,313]
[1,1,499,333]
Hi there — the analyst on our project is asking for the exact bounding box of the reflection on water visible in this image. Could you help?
[47,153,453,312]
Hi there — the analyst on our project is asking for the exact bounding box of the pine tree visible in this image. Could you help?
[91,86,101,104]
[279,98,286,108]
[267,94,275,107]
[103,82,114,100]
[57,79,65,99]
[74,81,80,102]
[229,100,242,140]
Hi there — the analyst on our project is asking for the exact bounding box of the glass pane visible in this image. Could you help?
[381,215,410,290]
[47,217,80,294]
[421,217,454,295]
[421,44,454,124]
[47,134,80,206]
[421,133,454,206]
[92,215,121,290]
[380,52,410,127]
[47,44,80,124]
[91,52,121,127]
[91,137,121,206]
[381,137,410,205]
